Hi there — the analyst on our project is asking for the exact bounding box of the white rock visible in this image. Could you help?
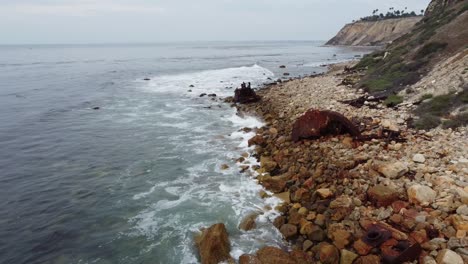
[408,185,437,206]
[456,205,468,216]
[413,154,426,163]
[377,161,409,179]
[436,249,463,264]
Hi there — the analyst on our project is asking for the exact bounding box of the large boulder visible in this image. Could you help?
[367,185,399,207]
[195,223,232,264]
[234,85,260,104]
[291,109,360,142]
[256,246,296,264]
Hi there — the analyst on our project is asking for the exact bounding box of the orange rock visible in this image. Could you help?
[256,246,296,264]
[319,243,340,264]
[195,223,232,264]
[239,254,261,264]
[353,239,372,256]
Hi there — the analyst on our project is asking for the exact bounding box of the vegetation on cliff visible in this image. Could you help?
[353,0,468,129]
[358,7,424,22]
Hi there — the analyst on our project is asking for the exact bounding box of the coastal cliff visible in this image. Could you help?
[326,17,422,46]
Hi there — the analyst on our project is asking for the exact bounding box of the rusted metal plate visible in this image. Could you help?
[291,109,361,142]
[234,84,260,104]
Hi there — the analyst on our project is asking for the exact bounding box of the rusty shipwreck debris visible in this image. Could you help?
[291,109,361,142]
[234,82,260,104]
[381,240,422,264]
[362,224,392,247]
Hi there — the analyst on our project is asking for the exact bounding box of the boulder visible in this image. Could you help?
[195,223,232,264]
[239,254,261,264]
[436,249,464,264]
[291,109,360,142]
[256,246,296,264]
[280,224,298,239]
[234,86,260,104]
[239,213,258,231]
[319,243,340,264]
[260,176,287,193]
[274,191,291,204]
[367,185,399,207]
[408,185,436,206]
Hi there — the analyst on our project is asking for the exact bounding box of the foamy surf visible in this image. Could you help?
[140,64,274,97]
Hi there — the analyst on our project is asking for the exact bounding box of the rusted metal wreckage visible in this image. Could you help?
[291,109,361,142]
[291,109,405,143]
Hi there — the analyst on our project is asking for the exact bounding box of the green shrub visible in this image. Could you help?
[442,113,468,129]
[421,94,433,100]
[384,95,404,107]
[415,42,448,59]
[414,114,441,130]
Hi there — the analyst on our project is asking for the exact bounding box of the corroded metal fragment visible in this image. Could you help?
[291,109,361,142]
[234,84,260,104]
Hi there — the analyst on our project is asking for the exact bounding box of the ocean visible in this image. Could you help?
[0,41,374,264]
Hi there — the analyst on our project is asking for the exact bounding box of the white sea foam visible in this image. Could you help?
[140,64,274,97]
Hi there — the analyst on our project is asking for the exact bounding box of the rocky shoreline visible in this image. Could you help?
[196,62,468,264]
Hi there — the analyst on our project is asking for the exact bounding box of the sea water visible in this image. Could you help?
[0,41,374,264]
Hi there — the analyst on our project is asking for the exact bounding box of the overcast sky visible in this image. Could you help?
[0,0,431,44]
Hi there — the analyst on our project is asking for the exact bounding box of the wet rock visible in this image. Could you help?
[367,185,399,207]
[239,254,261,264]
[436,249,464,264]
[291,109,360,142]
[273,216,286,229]
[234,85,260,104]
[308,225,326,242]
[220,164,229,170]
[195,223,232,264]
[408,185,436,206]
[260,156,278,173]
[279,65,286,68]
[248,135,265,147]
[207,93,217,97]
[189,84,195,87]
[92,106,100,110]
[319,243,340,264]
[413,154,426,163]
[239,213,258,231]
[199,93,207,97]
[260,176,287,193]
[340,249,358,264]
[376,161,408,179]
[256,246,296,264]
[274,191,291,204]
[280,224,298,239]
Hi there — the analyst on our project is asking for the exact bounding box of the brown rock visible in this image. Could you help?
[308,225,326,242]
[248,135,264,147]
[273,216,286,229]
[239,254,261,264]
[354,255,380,264]
[353,239,372,255]
[290,249,314,264]
[367,185,399,207]
[274,191,291,204]
[260,176,287,193]
[260,156,279,173]
[256,246,296,264]
[331,229,351,249]
[292,188,310,202]
[317,188,333,199]
[239,213,258,231]
[303,240,314,251]
[319,243,340,264]
[330,196,352,209]
[195,223,232,264]
[392,200,409,213]
[280,224,298,239]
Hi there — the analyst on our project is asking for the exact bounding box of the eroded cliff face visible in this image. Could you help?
[326,17,422,46]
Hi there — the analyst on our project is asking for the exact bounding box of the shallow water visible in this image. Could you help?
[0,41,374,264]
